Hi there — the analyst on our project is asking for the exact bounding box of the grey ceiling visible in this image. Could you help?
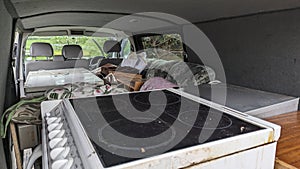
[8,0,300,30]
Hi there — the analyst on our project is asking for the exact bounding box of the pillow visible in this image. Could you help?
[185,62,216,85]
[166,62,216,87]
[146,69,169,79]
[145,59,179,79]
[120,52,147,73]
[120,58,138,68]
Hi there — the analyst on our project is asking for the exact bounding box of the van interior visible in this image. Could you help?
[1,0,300,169]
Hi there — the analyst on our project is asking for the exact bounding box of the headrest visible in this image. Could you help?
[30,42,53,57]
[62,45,83,59]
[103,40,121,53]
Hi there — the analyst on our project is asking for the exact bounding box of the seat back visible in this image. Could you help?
[25,44,90,78]
[96,40,123,67]
[53,55,65,61]
[25,60,90,77]
[25,42,53,77]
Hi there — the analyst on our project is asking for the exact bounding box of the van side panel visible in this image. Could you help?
[197,9,300,104]
[0,0,14,169]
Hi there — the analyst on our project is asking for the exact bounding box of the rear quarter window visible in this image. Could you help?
[141,33,184,61]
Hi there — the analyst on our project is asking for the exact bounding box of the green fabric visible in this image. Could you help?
[0,96,46,138]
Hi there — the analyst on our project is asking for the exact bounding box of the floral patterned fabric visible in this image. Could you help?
[145,59,215,87]
[45,83,112,100]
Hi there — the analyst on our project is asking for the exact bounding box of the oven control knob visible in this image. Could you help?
[47,117,62,125]
[48,123,63,132]
[49,130,65,140]
[51,158,74,169]
[50,147,70,160]
[49,137,68,149]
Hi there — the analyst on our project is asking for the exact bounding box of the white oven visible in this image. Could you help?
[41,89,280,169]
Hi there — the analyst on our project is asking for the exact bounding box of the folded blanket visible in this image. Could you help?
[140,77,178,91]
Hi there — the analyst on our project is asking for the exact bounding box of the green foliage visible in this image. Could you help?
[142,34,184,60]
[122,38,131,58]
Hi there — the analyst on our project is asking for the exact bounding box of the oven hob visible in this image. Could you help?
[69,90,263,167]
[178,110,233,129]
[133,92,181,106]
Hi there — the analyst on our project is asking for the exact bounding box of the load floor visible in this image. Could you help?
[266,111,300,168]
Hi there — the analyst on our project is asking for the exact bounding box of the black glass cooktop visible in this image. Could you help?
[70,90,263,167]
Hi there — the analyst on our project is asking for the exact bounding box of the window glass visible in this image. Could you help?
[25,36,113,61]
[121,38,131,59]
[11,31,20,70]
[13,31,19,60]
[141,33,184,61]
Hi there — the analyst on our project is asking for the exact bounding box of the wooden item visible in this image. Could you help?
[10,122,23,169]
[265,111,300,168]
[275,158,298,169]
[101,63,117,69]
[113,72,144,91]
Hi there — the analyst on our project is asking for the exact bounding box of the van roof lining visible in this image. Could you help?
[6,0,300,31]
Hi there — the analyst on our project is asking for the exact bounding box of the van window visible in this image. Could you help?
[121,38,131,59]
[13,32,19,59]
[141,33,184,61]
[25,36,113,60]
